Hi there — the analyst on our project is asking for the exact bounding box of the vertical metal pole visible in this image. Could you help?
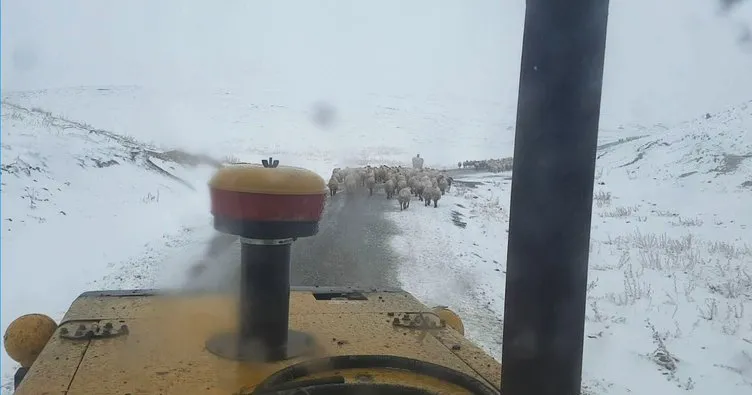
[239,239,293,361]
[501,0,610,394]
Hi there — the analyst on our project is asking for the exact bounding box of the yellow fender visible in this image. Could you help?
[432,306,465,335]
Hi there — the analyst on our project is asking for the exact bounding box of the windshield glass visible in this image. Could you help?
[1,1,751,394]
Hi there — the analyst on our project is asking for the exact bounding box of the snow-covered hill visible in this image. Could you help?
[3,86,516,173]
[598,102,752,191]
[579,102,752,393]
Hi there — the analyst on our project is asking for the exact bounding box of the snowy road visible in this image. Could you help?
[182,188,405,291]
[184,168,482,291]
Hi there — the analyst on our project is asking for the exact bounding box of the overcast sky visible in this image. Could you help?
[2,0,751,126]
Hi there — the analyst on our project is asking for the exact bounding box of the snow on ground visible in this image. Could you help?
[387,173,509,361]
[388,101,752,394]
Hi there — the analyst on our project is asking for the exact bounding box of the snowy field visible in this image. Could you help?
[390,102,752,394]
[1,89,751,394]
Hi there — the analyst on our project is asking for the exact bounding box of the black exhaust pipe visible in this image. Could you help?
[206,158,326,362]
[501,1,610,394]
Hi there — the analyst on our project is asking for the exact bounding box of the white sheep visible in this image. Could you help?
[376,165,387,182]
[331,167,342,180]
[328,176,339,196]
[413,179,427,201]
[437,177,449,195]
[397,187,411,210]
[397,179,408,191]
[366,175,376,196]
[423,185,442,208]
[326,164,456,206]
[384,179,396,199]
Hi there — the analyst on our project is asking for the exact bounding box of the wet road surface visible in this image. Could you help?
[185,188,404,291]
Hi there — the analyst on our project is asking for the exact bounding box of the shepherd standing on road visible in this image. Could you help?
[412,154,424,170]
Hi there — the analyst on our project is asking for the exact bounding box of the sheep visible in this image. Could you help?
[437,177,449,195]
[421,187,432,206]
[397,187,412,210]
[325,163,458,204]
[423,185,442,208]
[331,167,342,180]
[335,168,347,183]
[408,177,420,197]
[397,179,408,191]
[366,175,376,196]
[413,181,426,201]
[375,167,388,183]
[461,158,513,173]
[328,176,339,197]
[384,179,396,199]
[420,180,433,203]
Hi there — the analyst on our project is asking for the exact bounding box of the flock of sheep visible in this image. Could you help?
[327,165,454,210]
[459,158,513,172]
